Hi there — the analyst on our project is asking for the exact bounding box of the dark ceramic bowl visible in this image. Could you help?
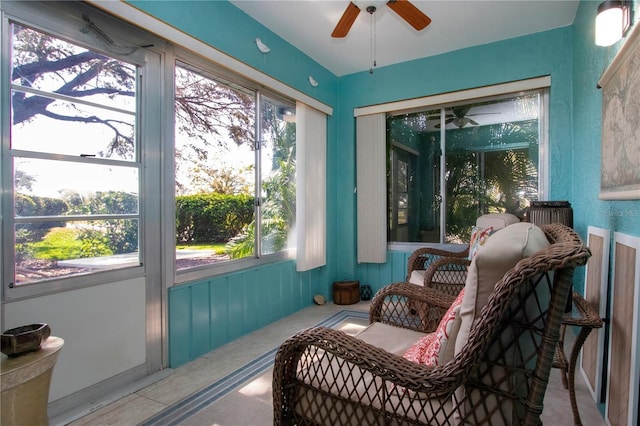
[1,323,51,357]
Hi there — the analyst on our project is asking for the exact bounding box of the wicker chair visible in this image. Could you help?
[407,213,520,296]
[273,224,589,425]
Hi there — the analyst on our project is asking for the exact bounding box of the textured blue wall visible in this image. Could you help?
[571,0,640,242]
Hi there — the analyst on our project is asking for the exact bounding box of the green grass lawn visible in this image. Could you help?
[176,243,228,255]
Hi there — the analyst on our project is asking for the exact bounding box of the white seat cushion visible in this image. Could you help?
[409,269,425,286]
[453,222,549,425]
[455,222,549,353]
[475,213,520,231]
[409,269,466,286]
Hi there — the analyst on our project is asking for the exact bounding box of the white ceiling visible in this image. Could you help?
[231,0,580,76]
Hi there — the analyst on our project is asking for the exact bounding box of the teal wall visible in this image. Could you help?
[571,0,640,242]
[338,27,576,289]
[133,0,639,368]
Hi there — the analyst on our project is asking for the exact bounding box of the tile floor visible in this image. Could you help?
[55,301,606,426]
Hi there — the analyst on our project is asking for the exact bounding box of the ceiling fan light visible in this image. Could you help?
[595,0,630,46]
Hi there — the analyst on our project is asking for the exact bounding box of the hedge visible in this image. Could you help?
[176,193,254,243]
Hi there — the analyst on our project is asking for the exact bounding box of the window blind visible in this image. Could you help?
[296,102,327,271]
[356,113,387,263]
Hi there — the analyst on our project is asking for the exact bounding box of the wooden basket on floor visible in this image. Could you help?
[333,281,360,305]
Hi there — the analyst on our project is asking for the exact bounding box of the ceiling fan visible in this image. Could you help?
[429,106,501,129]
[331,0,432,38]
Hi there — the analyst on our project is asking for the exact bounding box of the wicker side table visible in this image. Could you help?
[553,292,603,426]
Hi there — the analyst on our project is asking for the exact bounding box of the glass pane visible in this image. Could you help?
[11,90,136,160]
[387,111,440,243]
[387,93,540,244]
[174,63,256,270]
[259,95,296,256]
[11,24,136,110]
[14,219,139,285]
[14,158,139,216]
[444,95,540,243]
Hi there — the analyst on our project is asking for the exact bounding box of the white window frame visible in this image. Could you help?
[170,52,301,284]
[2,0,333,297]
[1,1,163,300]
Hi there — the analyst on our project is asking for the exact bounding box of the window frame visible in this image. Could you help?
[354,77,550,253]
[1,1,162,300]
[2,0,331,298]
[170,51,297,285]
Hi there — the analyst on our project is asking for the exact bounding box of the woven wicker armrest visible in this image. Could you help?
[407,246,469,280]
[421,256,470,296]
[273,326,464,425]
[369,282,457,333]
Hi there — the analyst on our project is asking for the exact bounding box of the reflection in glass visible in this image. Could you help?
[259,95,296,256]
[387,93,541,244]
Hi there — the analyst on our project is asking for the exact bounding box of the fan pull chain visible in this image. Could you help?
[368,5,377,74]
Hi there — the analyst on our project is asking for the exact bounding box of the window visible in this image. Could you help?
[2,0,327,297]
[387,91,546,244]
[5,22,142,288]
[174,60,296,274]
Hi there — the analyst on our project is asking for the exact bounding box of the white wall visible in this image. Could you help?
[2,278,146,401]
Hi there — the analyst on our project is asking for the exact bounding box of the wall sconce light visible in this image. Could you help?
[255,38,270,53]
[595,0,632,46]
[308,76,319,87]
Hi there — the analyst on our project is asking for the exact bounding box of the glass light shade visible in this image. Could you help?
[596,4,624,46]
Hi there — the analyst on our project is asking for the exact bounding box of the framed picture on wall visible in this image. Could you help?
[598,24,640,200]
[605,232,640,426]
[580,226,609,402]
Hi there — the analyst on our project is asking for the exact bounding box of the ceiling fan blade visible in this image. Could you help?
[387,0,432,31]
[331,2,361,38]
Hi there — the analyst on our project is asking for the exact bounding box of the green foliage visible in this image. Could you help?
[30,228,83,260]
[176,193,254,243]
[15,193,69,245]
[225,105,296,259]
[30,227,112,261]
[77,229,113,258]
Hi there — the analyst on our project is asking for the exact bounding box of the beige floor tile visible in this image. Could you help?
[67,394,166,426]
[65,300,606,426]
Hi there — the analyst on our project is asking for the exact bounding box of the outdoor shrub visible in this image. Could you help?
[176,193,254,243]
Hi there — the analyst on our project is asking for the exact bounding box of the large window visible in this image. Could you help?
[5,22,142,288]
[387,91,545,244]
[2,0,325,298]
[174,61,296,274]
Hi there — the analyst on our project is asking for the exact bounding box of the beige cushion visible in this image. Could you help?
[455,222,549,356]
[475,213,520,231]
[356,322,425,356]
[453,222,549,425]
[409,269,465,286]
[409,269,425,286]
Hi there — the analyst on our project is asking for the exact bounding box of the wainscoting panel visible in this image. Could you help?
[168,260,324,367]
[355,250,412,292]
[580,226,610,403]
[605,232,640,426]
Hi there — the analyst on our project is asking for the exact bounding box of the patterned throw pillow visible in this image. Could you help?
[468,226,493,260]
[403,289,466,367]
